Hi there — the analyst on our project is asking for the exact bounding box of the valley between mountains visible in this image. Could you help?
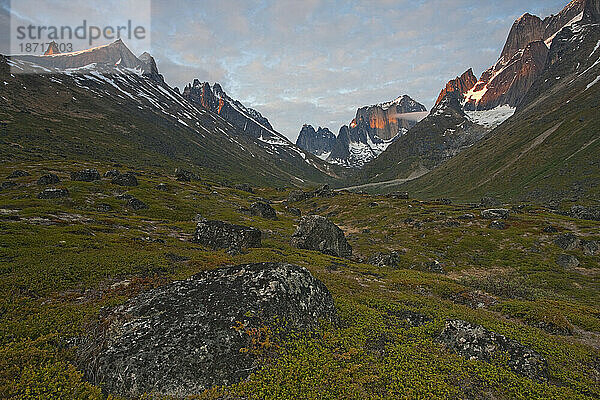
[0,0,599,399]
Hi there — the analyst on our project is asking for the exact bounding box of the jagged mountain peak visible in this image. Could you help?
[435,68,477,105]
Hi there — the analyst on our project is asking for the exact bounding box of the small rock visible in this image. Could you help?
[37,173,60,185]
[155,183,170,191]
[193,219,261,250]
[291,215,352,258]
[97,203,112,212]
[452,290,498,309]
[556,254,580,269]
[104,170,120,178]
[234,183,254,193]
[313,184,335,198]
[249,201,277,220]
[368,202,379,207]
[286,206,301,217]
[457,213,475,220]
[38,188,69,199]
[71,169,101,182]
[542,225,558,233]
[481,209,510,220]
[554,233,580,251]
[387,309,432,327]
[439,320,548,381]
[127,197,148,210]
[581,240,599,256]
[111,173,138,187]
[174,168,198,182]
[386,192,409,199]
[425,260,444,274]
[7,170,29,179]
[480,196,500,207]
[489,220,507,230]
[288,190,310,203]
[437,198,452,205]
[368,251,403,268]
[0,181,17,191]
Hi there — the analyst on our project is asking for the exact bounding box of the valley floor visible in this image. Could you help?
[0,160,599,399]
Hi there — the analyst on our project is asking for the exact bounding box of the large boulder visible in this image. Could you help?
[78,262,338,397]
[250,201,277,220]
[71,169,101,182]
[193,219,261,250]
[291,215,352,257]
[581,240,599,256]
[481,209,510,219]
[439,320,547,381]
[554,233,580,251]
[556,254,580,269]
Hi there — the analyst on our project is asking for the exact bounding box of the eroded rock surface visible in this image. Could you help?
[79,262,337,397]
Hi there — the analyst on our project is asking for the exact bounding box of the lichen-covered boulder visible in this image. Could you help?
[250,201,277,220]
[556,254,580,269]
[79,262,337,397]
[71,169,101,182]
[439,320,548,381]
[291,215,352,258]
[481,209,510,219]
[193,219,261,250]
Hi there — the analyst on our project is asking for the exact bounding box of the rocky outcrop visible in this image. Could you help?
[193,219,261,250]
[291,215,352,257]
[250,202,277,220]
[79,262,338,397]
[435,69,477,106]
[439,320,548,380]
[296,125,336,159]
[71,169,101,182]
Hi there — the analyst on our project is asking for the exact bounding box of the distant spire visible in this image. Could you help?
[44,41,60,55]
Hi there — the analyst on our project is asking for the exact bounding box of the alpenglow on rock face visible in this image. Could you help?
[79,262,338,397]
[291,215,352,257]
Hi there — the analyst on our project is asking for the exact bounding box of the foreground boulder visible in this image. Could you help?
[79,262,338,397]
[439,320,547,381]
[481,209,510,219]
[193,219,261,250]
[71,169,101,182]
[37,173,60,185]
[291,215,352,257]
[38,188,69,199]
[250,201,277,220]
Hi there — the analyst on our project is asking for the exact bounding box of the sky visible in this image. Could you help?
[1,0,570,141]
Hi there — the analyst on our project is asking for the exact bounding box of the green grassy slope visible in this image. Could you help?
[0,160,598,399]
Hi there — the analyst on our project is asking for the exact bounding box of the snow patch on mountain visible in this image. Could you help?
[465,105,516,129]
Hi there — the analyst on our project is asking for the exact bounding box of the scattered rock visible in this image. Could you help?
[249,202,277,220]
[116,193,135,201]
[286,206,301,217]
[458,213,475,220]
[288,190,310,203]
[437,198,452,205]
[111,173,139,187]
[480,196,501,207]
[37,173,60,185]
[481,209,510,220]
[542,225,558,233]
[368,251,403,268]
[79,262,337,397]
[155,183,170,191]
[556,254,580,269]
[313,184,335,198]
[581,240,599,256]
[127,197,148,210]
[568,205,600,221]
[174,168,198,182]
[291,215,352,258]
[368,202,379,207]
[452,290,498,309]
[425,260,444,274]
[234,183,254,193]
[287,185,336,203]
[489,220,507,230]
[0,181,17,191]
[7,170,29,179]
[104,169,120,178]
[439,320,548,381]
[71,169,101,182]
[554,233,580,251]
[386,192,409,199]
[97,203,112,212]
[193,219,261,250]
[38,188,69,199]
[387,309,432,327]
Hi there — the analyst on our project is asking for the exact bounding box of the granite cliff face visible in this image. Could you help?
[435,69,477,106]
[297,95,427,168]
